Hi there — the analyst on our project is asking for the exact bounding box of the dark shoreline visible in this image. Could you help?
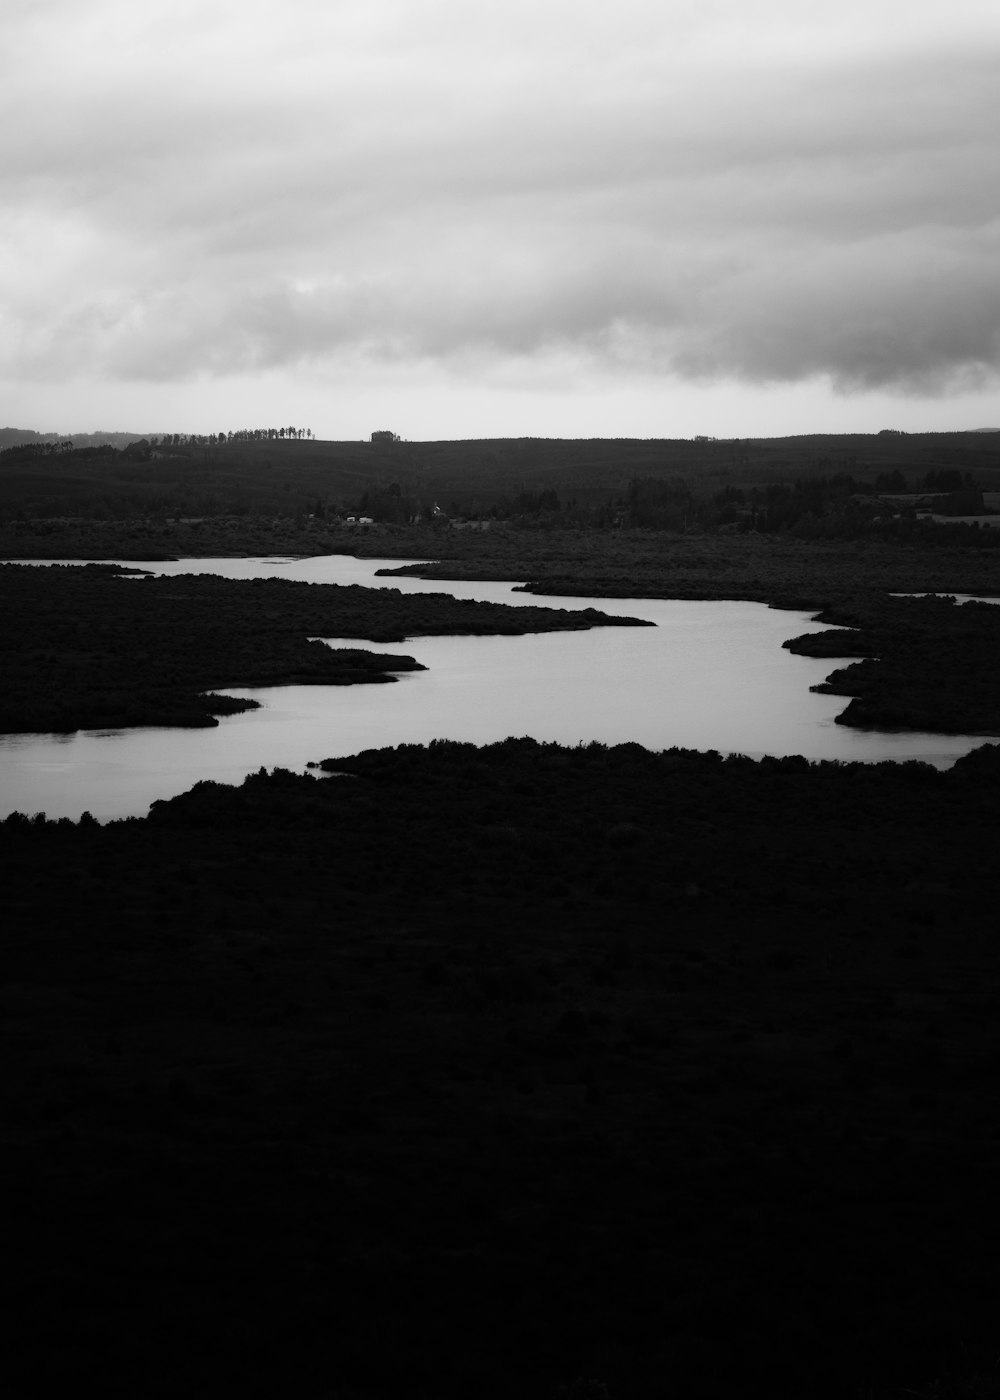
[375,548,1000,739]
[4,527,1000,739]
[0,562,648,735]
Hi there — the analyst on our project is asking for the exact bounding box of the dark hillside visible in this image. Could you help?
[2,430,998,524]
[3,740,1000,1398]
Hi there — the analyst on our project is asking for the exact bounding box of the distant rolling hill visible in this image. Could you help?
[1,428,999,521]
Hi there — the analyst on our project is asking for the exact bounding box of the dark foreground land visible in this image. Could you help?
[3,740,1000,1399]
[0,564,646,733]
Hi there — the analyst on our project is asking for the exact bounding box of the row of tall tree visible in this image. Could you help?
[0,428,317,460]
[151,428,313,447]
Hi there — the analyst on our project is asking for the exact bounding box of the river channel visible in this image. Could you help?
[0,554,991,820]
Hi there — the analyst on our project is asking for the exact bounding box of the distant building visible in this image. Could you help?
[370,430,399,445]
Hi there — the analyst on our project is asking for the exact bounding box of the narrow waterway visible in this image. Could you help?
[0,555,991,819]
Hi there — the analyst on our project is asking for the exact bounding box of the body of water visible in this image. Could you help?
[1,554,991,820]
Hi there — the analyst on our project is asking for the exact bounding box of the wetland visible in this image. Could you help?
[4,431,1000,1398]
[2,553,996,820]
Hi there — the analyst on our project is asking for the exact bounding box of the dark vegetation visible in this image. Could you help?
[1,428,998,532]
[3,739,1000,1399]
[373,529,1000,606]
[0,564,646,734]
[370,533,1000,740]
[783,594,1000,734]
[4,535,1000,738]
[0,427,154,452]
[4,430,1000,1397]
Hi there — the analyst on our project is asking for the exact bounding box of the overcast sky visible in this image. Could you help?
[2,0,999,438]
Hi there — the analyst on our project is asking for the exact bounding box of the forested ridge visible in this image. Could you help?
[1,428,998,532]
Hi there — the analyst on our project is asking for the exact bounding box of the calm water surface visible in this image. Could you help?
[1,554,991,819]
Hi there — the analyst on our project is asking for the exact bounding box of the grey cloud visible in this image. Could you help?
[50,216,994,399]
[3,5,999,397]
[667,228,1000,392]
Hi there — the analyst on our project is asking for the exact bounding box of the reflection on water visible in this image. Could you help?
[0,554,992,820]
